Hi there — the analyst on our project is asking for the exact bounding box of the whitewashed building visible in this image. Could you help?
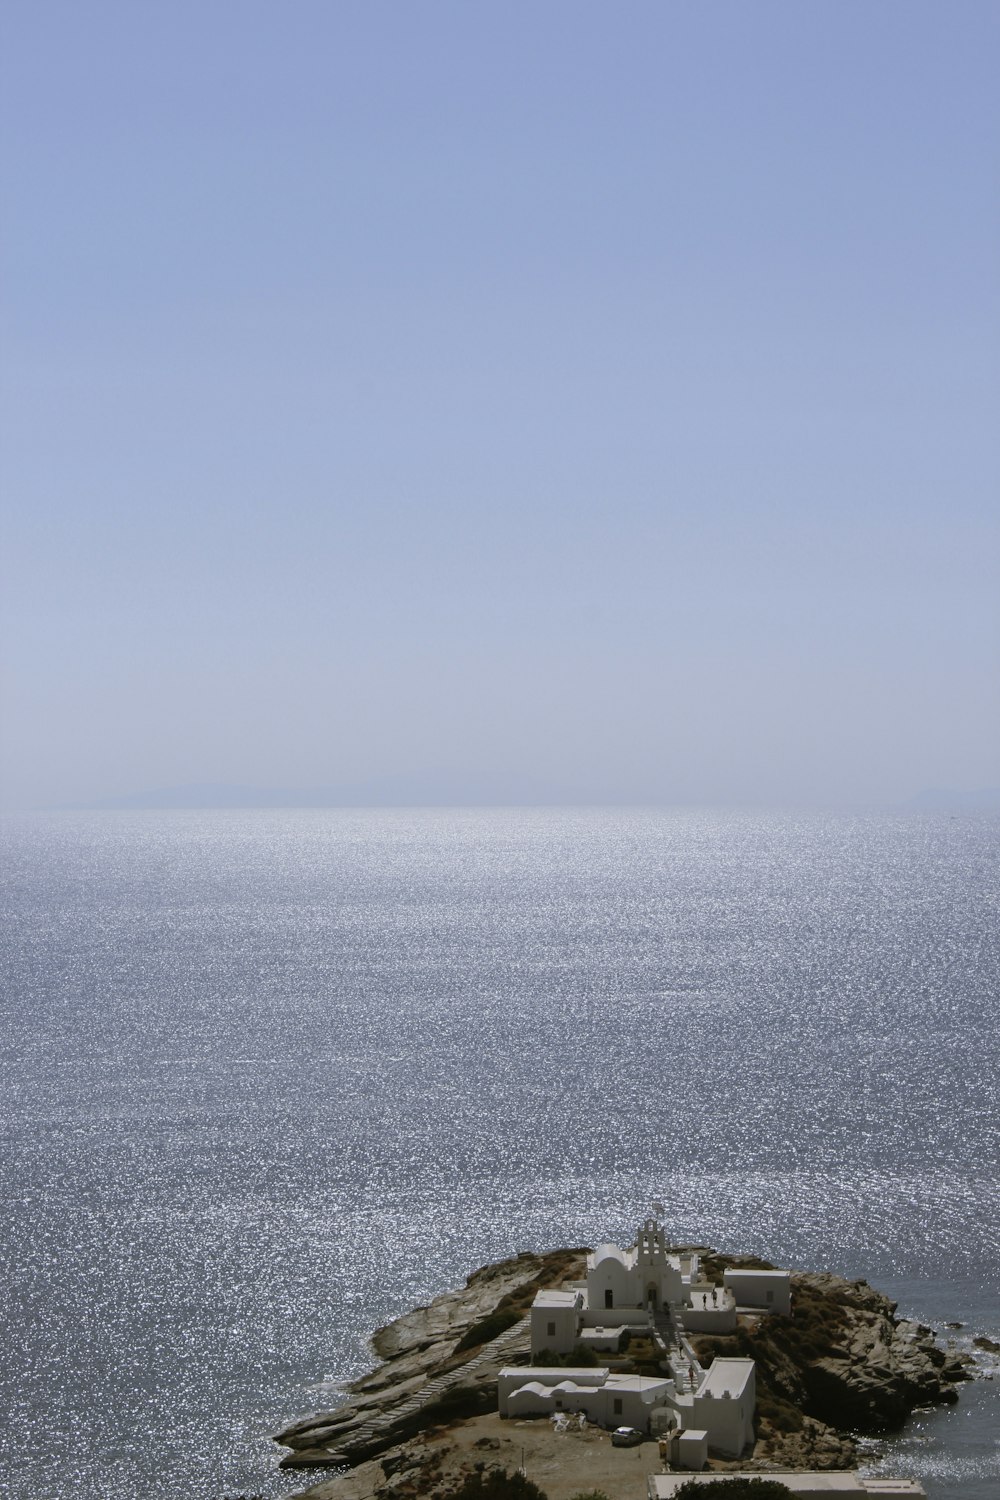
[671,1356,756,1457]
[498,1366,673,1429]
[724,1267,792,1315]
[498,1355,754,1456]
[530,1289,584,1355]
[587,1219,684,1313]
[528,1217,790,1359]
[509,1216,794,1460]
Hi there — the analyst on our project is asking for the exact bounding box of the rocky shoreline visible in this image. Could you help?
[273,1247,974,1499]
[688,1254,972,1470]
[275,1248,586,1473]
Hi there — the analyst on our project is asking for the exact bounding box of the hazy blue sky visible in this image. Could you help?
[2,1,997,810]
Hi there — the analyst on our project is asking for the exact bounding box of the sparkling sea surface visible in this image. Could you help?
[1,807,998,1500]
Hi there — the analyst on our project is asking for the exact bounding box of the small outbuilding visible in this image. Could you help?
[530,1289,583,1355]
[675,1427,708,1470]
[498,1366,672,1432]
[723,1268,792,1316]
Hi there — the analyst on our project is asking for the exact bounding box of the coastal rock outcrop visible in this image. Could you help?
[690,1259,972,1465]
[274,1246,973,1495]
[274,1249,584,1469]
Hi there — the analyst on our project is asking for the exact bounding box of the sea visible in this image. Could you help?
[0,807,997,1500]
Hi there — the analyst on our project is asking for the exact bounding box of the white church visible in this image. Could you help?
[498,1216,792,1464]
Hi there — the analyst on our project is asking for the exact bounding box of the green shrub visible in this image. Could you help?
[529,1344,601,1368]
[569,1342,601,1367]
[756,1391,804,1433]
[449,1467,548,1500]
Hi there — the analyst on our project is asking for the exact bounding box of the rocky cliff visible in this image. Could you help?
[690,1254,972,1471]
[274,1248,585,1471]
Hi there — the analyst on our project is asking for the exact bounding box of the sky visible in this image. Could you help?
[1,1,998,811]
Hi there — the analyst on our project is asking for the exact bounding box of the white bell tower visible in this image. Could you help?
[635,1211,682,1310]
[636,1215,668,1266]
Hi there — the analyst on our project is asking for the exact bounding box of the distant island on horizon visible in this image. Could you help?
[49,782,1000,813]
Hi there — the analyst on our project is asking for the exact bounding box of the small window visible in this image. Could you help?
[547,1321,556,1337]
[613,1398,623,1415]
[605,1289,614,1309]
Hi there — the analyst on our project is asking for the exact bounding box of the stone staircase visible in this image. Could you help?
[651,1310,705,1393]
[652,1309,680,1358]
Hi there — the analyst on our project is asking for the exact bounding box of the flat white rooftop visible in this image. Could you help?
[696,1357,755,1399]
[648,1475,925,1499]
[533,1289,580,1306]
[724,1269,791,1279]
[603,1373,672,1393]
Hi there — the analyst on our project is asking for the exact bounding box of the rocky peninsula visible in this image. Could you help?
[273,1247,973,1500]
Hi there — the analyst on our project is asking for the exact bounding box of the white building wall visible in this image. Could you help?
[641,1263,684,1308]
[690,1358,755,1457]
[723,1269,792,1316]
[681,1292,737,1333]
[577,1326,629,1353]
[530,1302,580,1355]
[498,1368,673,1432]
[676,1429,708,1470]
[691,1392,752,1456]
[507,1383,602,1421]
[506,1385,557,1419]
[587,1252,637,1311]
[599,1386,653,1429]
[578,1308,651,1329]
[498,1367,608,1415]
[682,1307,737,1333]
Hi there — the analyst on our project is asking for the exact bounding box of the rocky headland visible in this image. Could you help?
[273,1247,974,1500]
